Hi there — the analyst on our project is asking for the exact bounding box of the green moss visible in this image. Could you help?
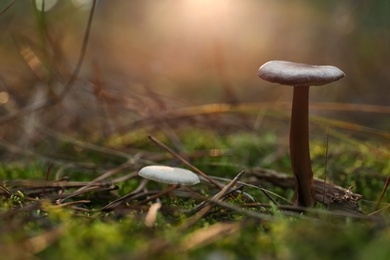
[1,128,390,259]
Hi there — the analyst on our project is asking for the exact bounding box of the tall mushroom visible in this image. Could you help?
[257,60,345,207]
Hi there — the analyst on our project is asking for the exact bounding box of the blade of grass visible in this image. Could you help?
[375,176,390,211]
[323,129,329,204]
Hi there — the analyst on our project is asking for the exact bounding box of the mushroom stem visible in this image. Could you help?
[290,86,315,207]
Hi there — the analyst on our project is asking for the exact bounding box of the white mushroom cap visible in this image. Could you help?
[258,60,345,87]
[138,165,200,186]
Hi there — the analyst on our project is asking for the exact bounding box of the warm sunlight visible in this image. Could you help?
[1,1,390,259]
[176,0,246,36]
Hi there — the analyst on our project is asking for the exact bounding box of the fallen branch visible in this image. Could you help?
[247,167,363,214]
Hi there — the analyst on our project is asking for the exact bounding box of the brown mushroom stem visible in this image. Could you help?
[290,86,315,207]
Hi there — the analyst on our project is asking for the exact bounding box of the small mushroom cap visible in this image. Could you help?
[138,165,200,185]
[258,60,345,87]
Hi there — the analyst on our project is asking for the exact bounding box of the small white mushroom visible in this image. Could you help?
[138,165,200,186]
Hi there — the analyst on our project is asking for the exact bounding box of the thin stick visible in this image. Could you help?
[42,163,53,196]
[0,0,98,124]
[138,184,178,205]
[0,185,12,197]
[54,200,91,208]
[148,135,223,190]
[180,170,245,230]
[0,0,16,15]
[375,176,390,211]
[101,179,148,211]
[323,129,329,204]
[58,162,131,203]
[55,0,97,100]
[207,175,282,205]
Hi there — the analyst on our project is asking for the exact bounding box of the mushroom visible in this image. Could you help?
[138,165,200,186]
[257,60,345,207]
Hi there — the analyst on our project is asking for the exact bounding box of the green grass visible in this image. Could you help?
[1,127,389,259]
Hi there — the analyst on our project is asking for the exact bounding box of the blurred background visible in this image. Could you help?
[0,0,389,160]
